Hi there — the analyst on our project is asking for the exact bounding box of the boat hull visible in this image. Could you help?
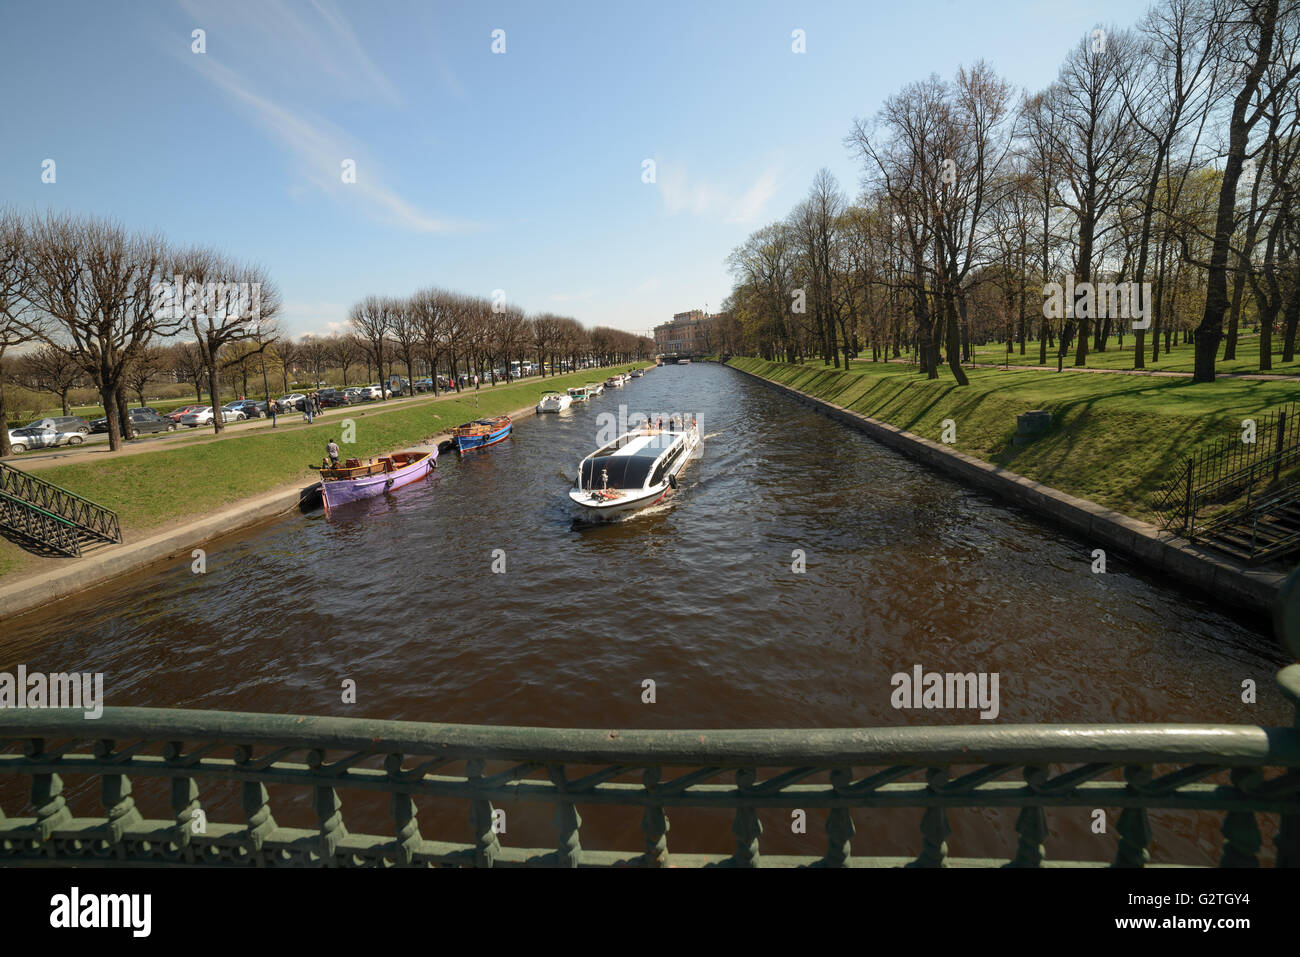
[320,450,436,511]
[454,423,511,453]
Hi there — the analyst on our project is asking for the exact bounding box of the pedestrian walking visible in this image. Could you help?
[269,400,278,428]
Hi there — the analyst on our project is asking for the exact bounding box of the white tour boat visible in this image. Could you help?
[537,391,573,413]
[587,381,605,396]
[569,421,702,521]
[567,385,591,403]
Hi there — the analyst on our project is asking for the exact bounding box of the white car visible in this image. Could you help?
[179,407,239,427]
[358,384,391,400]
[5,426,85,453]
[279,393,306,411]
[221,404,249,421]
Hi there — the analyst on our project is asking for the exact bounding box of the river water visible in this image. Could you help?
[1,362,1291,864]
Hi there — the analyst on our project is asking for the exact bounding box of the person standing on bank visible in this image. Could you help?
[327,439,340,468]
[269,399,278,428]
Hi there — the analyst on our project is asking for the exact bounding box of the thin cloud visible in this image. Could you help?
[657,162,781,223]
[183,56,474,233]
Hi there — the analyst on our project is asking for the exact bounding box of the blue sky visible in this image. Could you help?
[0,0,1146,338]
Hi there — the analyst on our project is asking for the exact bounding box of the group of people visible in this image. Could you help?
[299,393,325,424]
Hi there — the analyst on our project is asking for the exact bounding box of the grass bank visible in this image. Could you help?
[729,356,1298,522]
[0,363,648,581]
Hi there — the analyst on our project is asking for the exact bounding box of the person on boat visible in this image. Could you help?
[327,439,340,468]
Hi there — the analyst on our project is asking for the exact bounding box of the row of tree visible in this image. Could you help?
[0,207,654,455]
[346,289,651,400]
[723,0,1300,383]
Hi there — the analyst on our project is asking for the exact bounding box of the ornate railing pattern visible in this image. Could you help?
[0,461,121,549]
[0,691,1298,867]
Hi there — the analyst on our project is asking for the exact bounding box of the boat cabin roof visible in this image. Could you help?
[578,431,687,490]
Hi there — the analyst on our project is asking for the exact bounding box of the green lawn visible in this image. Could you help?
[730,356,1298,523]
[0,363,648,581]
[957,334,1300,375]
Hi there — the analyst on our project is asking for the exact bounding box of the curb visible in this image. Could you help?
[729,362,1286,615]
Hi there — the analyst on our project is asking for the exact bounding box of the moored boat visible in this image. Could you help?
[453,415,512,453]
[604,374,625,388]
[629,368,644,378]
[587,381,604,396]
[318,449,437,512]
[566,386,591,402]
[568,421,701,521]
[537,391,572,413]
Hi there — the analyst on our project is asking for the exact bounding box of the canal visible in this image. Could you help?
[2,362,1291,863]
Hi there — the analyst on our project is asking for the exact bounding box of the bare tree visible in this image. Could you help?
[0,209,39,455]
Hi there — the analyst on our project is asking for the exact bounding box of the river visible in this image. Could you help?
[1,362,1290,863]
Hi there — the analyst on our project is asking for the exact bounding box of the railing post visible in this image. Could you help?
[1114,767,1153,867]
[912,768,950,867]
[27,738,72,850]
[385,754,424,867]
[640,767,669,868]
[549,764,582,867]
[96,740,143,859]
[822,768,854,867]
[1183,459,1195,537]
[236,746,278,864]
[1275,411,1287,483]
[467,758,499,868]
[731,768,762,867]
[1011,805,1047,868]
[1219,769,1261,867]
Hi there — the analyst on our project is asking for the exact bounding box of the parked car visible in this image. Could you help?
[227,399,269,418]
[6,426,85,453]
[120,409,176,435]
[278,393,306,412]
[414,378,435,393]
[24,416,91,435]
[89,408,162,433]
[357,384,390,400]
[179,407,240,427]
[342,387,365,403]
[317,389,350,408]
[165,405,204,423]
[220,404,249,421]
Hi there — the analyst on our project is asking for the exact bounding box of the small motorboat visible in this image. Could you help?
[569,421,701,521]
[587,381,604,396]
[629,368,644,378]
[318,449,437,512]
[453,415,512,453]
[566,386,591,403]
[604,374,625,388]
[537,391,573,413]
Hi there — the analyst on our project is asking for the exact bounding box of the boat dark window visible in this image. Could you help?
[580,454,657,490]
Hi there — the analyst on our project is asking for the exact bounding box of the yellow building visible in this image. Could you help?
[654,311,713,354]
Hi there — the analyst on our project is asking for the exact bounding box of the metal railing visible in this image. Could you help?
[2,579,1298,869]
[1155,404,1299,537]
[0,490,83,557]
[0,461,121,549]
[0,691,1297,867]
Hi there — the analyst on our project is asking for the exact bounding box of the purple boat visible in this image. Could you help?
[318,449,437,512]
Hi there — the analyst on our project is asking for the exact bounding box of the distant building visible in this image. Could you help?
[654,310,714,355]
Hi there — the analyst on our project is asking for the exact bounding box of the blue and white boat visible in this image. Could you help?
[452,415,512,453]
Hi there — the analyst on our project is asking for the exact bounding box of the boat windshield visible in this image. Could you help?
[579,452,658,490]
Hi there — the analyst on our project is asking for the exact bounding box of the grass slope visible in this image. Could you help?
[730,356,1298,521]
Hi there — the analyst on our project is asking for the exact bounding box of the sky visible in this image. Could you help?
[0,0,1148,339]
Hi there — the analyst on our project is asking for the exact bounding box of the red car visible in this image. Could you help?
[165,405,204,423]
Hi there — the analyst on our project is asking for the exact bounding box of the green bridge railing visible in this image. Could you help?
[1,578,1298,868]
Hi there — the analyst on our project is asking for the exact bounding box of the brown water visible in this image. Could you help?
[1,362,1291,863]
